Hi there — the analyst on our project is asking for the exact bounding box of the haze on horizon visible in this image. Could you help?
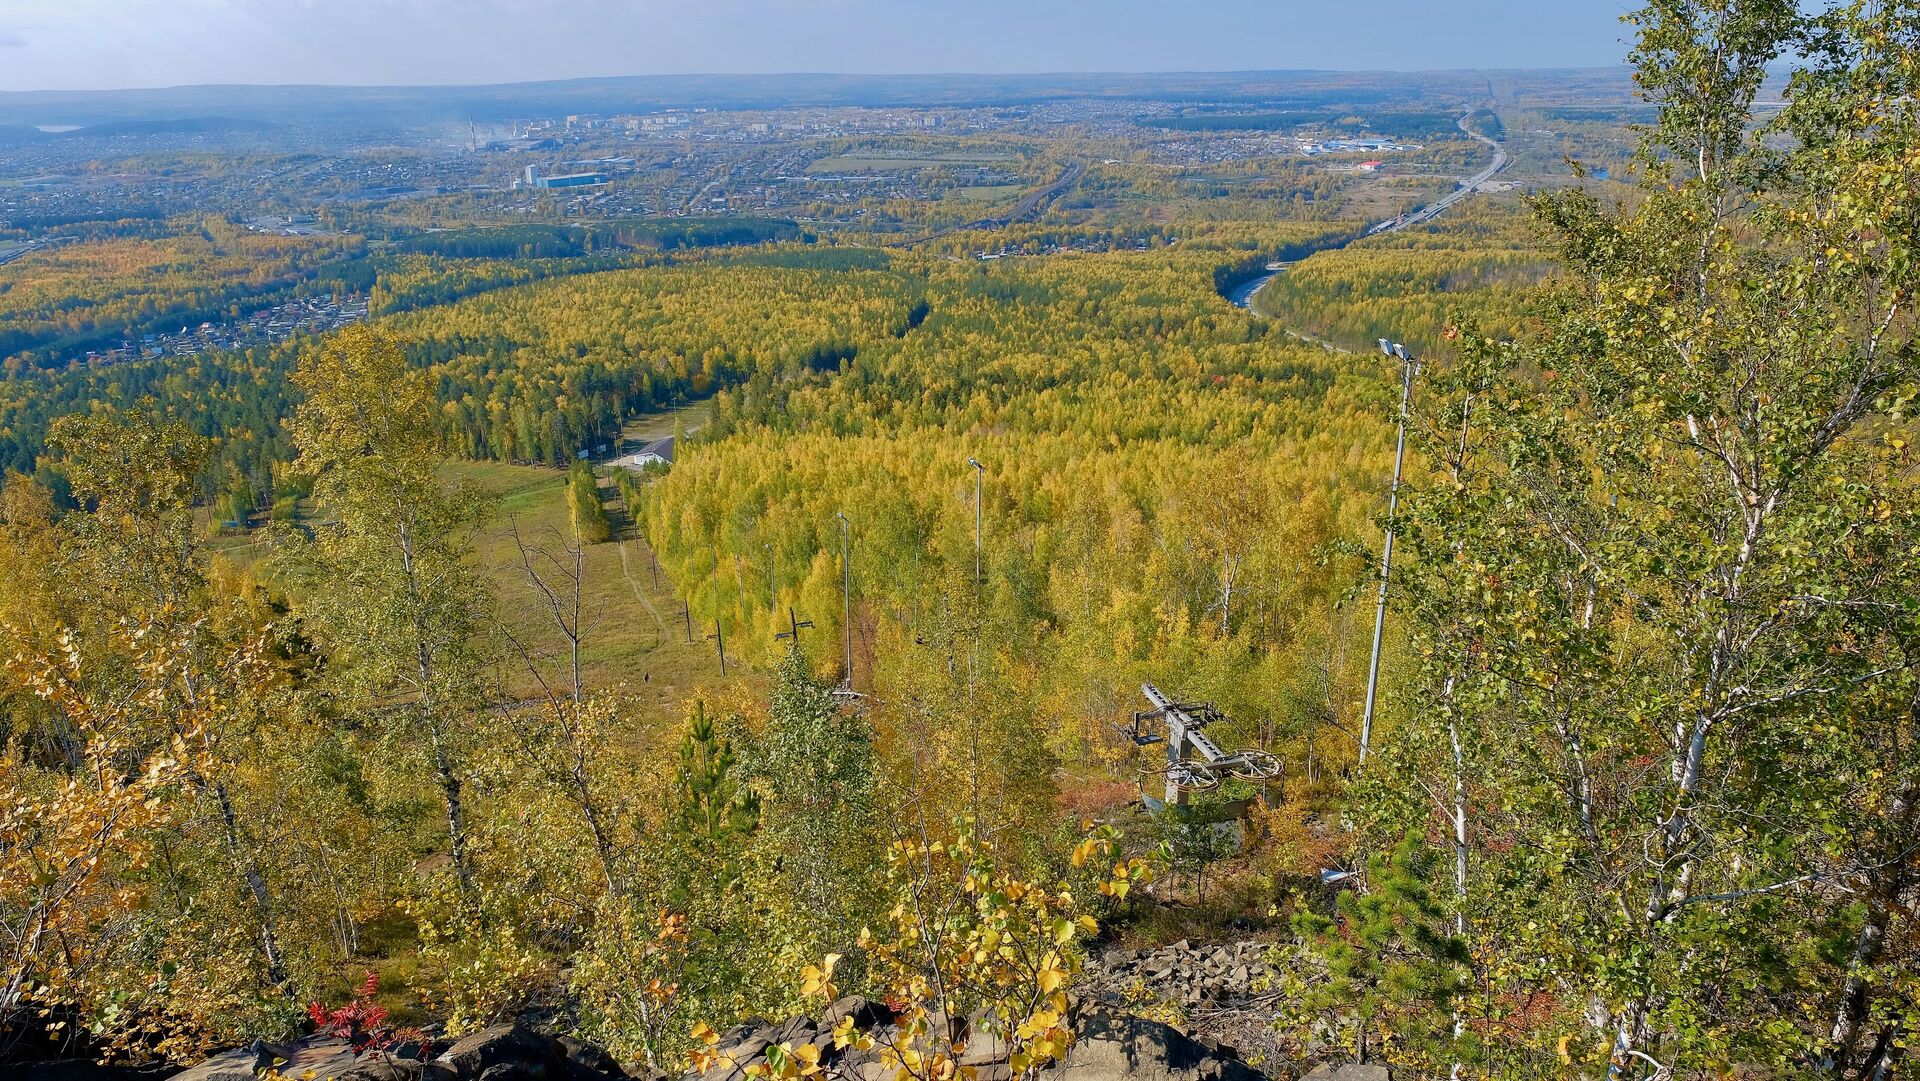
[0,0,1639,94]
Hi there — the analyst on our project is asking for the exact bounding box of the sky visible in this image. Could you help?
[0,0,1642,93]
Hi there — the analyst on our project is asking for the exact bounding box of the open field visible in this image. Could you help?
[448,458,758,718]
[615,396,712,448]
[952,184,1023,202]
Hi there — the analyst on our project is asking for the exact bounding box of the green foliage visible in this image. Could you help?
[1150,791,1243,905]
[672,700,760,853]
[1288,832,1471,1071]
[745,651,881,960]
[567,463,613,544]
[1356,3,1920,1076]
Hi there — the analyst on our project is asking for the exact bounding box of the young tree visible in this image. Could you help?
[567,462,613,544]
[746,650,880,959]
[673,700,760,856]
[286,326,494,895]
[1289,832,1472,1072]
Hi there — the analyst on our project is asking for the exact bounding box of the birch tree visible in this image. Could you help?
[286,326,494,896]
[1376,2,1920,1075]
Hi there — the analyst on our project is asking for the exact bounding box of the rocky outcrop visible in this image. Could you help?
[687,998,1269,1081]
[148,1023,631,1081]
[1082,940,1274,1010]
[1048,1012,1263,1081]
[169,1037,367,1081]
[145,974,1300,1081]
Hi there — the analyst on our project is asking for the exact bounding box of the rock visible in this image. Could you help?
[8,1064,173,1081]
[335,1057,458,1081]
[1300,1066,1390,1081]
[1040,1011,1262,1081]
[771,1017,817,1047]
[713,1020,773,1057]
[820,996,890,1033]
[437,1024,568,1079]
[557,1037,623,1078]
[171,1036,361,1081]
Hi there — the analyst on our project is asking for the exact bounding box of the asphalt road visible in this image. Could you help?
[1364,113,1509,237]
[1231,112,1510,311]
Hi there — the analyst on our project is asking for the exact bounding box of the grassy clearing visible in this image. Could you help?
[614,396,713,450]
[448,458,742,719]
[201,398,744,726]
[952,184,1023,203]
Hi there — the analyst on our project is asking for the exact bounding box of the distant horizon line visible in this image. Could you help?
[0,65,1640,99]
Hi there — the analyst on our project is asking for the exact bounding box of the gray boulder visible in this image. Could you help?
[435,1024,592,1080]
[170,1036,360,1081]
[1040,1011,1263,1081]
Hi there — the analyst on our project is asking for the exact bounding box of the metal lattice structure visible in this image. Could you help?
[1123,683,1281,806]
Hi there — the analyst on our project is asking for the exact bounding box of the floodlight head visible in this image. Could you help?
[835,511,849,525]
[967,457,984,470]
[1393,344,1409,360]
[1378,338,1393,355]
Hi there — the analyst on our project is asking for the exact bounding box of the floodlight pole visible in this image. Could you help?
[967,457,985,593]
[1360,340,1415,766]
[835,512,853,683]
[707,621,727,676]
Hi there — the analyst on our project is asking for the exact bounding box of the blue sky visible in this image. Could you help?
[0,0,1641,92]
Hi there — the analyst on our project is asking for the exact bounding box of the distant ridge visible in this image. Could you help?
[0,68,1640,128]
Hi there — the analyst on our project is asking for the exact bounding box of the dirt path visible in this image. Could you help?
[615,538,672,640]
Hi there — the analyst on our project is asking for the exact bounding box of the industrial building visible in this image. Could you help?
[521,164,609,190]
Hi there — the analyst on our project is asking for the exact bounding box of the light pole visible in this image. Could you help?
[835,511,852,684]
[1359,339,1415,766]
[966,457,984,592]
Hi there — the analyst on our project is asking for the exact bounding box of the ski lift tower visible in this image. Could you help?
[1123,683,1281,807]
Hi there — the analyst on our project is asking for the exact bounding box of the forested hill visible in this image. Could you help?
[7,7,1920,1080]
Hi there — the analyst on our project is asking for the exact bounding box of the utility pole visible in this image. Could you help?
[707,621,727,676]
[775,606,814,647]
[1360,339,1415,766]
[967,457,985,593]
[764,542,775,611]
[835,511,852,684]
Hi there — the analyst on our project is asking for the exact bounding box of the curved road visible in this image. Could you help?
[1364,112,1509,237]
[1231,111,1509,311]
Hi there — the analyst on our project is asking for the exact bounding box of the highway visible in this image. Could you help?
[1230,112,1509,311]
[0,236,74,267]
[1364,113,1509,236]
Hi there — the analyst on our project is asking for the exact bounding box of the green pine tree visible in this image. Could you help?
[1292,830,1472,1069]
